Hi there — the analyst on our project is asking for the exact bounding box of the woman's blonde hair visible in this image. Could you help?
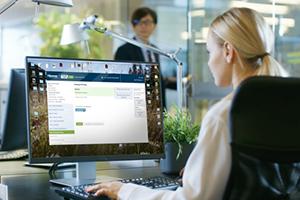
[210,7,288,77]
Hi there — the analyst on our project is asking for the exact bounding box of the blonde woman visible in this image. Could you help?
[86,7,288,200]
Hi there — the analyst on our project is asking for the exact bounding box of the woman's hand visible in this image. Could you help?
[85,181,123,200]
[177,167,185,186]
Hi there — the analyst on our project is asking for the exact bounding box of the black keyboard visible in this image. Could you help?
[55,184,109,200]
[55,176,180,200]
[121,176,180,190]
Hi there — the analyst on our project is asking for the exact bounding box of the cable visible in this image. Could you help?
[32,2,40,24]
[48,162,76,179]
[49,162,62,179]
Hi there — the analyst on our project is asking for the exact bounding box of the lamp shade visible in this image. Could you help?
[32,0,73,7]
[60,23,88,45]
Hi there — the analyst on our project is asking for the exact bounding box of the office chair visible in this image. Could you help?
[223,76,300,200]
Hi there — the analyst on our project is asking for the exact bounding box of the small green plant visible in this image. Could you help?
[163,106,200,159]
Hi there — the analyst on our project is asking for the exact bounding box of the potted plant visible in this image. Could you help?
[160,106,200,174]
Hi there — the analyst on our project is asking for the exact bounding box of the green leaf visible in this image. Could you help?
[163,106,200,159]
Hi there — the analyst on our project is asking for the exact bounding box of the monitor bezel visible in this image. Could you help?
[25,56,165,164]
[1,68,27,151]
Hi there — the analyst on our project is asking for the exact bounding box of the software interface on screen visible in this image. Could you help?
[26,57,164,162]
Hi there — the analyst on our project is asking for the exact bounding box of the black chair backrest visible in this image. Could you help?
[223,76,300,200]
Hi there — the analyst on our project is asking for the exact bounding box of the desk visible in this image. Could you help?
[0,160,161,200]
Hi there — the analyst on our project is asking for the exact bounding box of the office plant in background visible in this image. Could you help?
[36,11,104,58]
[160,106,200,174]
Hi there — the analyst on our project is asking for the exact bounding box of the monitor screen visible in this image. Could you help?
[1,68,27,151]
[26,56,164,163]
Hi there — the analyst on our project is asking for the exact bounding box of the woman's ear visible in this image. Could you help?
[223,42,234,63]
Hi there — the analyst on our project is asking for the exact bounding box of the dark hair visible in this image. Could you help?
[131,7,157,26]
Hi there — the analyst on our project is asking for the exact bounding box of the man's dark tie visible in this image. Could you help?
[147,50,153,62]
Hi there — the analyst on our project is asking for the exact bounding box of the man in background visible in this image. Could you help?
[114,7,166,107]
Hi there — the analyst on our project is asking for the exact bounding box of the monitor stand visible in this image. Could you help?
[49,161,121,187]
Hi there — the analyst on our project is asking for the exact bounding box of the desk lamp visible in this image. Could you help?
[32,0,73,7]
[0,0,73,15]
[60,23,90,56]
[61,15,184,108]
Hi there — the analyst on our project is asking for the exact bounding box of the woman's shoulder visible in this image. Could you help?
[203,93,233,125]
[196,93,233,143]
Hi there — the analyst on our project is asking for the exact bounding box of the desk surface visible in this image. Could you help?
[0,159,161,200]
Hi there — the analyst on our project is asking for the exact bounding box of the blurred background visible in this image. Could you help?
[0,0,299,131]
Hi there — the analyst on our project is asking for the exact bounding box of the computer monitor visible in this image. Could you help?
[25,56,164,186]
[1,68,27,151]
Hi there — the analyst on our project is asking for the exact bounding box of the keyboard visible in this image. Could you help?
[55,176,181,200]
[0,149,28,161]
[121,176,180,190]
